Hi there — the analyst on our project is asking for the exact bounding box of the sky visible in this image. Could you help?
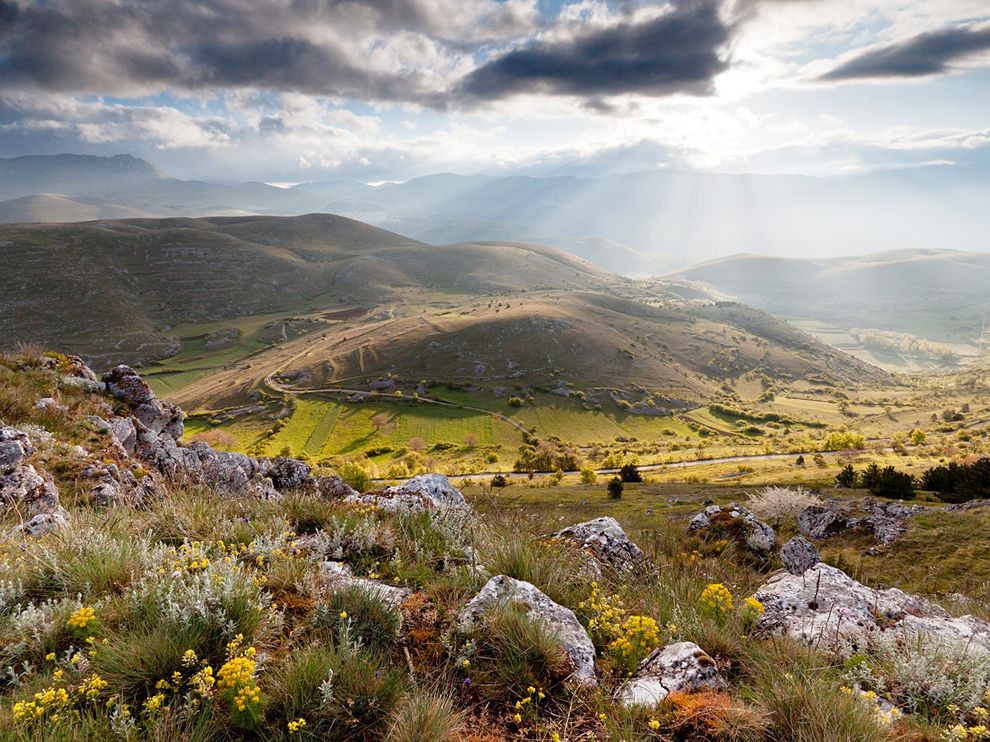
[0,0,988,184]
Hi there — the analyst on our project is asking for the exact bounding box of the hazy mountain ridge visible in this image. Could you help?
[2,154,987,274]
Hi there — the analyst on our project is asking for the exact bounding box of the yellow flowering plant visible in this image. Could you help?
[217,635,265,727]
[607,615,663,675]
[699,583,733,619]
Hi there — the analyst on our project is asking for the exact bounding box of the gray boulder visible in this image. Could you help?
[797,501,850,539]
[458,575,597,688]
[347,474,468,513]
[752,563,990,653]
[689,504,776,563]
[617,641,725,707]
[0,427,34,472]
[549,517,647,572]
[13,511,68,538]
[103,365,184,438]
[779,536,820,575]
[1,463,62,516]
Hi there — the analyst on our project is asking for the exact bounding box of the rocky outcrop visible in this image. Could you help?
[103,365,184,438]
[752,563,990,654]
[1,426,67,535]
[689,504,776,563]
[457,575,597,688]
[81,461,164,506]
[797,498,927,546]
[347,474,468,513]
[548,517,647,573]
[779,536,819,575]
[616,641,725,707]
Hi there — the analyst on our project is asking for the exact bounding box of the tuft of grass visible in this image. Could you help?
[312,584,402,653]
[461,604,571,704]
[387,687,463,742]
[269,642,406,741]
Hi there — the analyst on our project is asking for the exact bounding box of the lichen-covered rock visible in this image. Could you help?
[688,504,776,563]
[267,457,313,492]
[1,463,62,516]
[548,517,647,572]
[103,365,184,437]
[752,563,990,653]
[0,427,34,472]
[316,475,357,500]
[322,570,412,610]
[617,641,725,707]
[385,474,468,508]
[457,575,597,688]
[82,461,164,506]
[13,511,68,537]
[797,502,850,539]
[347,474,468,513]
[779,536,819,575]
[797,498,926,546]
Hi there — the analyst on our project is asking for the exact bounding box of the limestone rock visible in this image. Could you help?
[617,641,725,707]
[323,572,412,611]
[779,536,820,575]
[315,475,357,500]
[0,427,34,472]
[386,474,467,508]
[103,365,184,438]
[347,474,468,513]
[797,502,850,540]
[13,511,68,537]
[457,575,597,688]
[688,504,776,563]
[267,457,313,492]
[548,517,647,572]
[752,563,990,653]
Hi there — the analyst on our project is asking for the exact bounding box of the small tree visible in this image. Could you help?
[619,463,642,483]
[795,455,805,467]
[580,465,598,485]
[835,464,857,489]
[491,474,509,489]
[464,433,479,448]
[607,477,623,499]
[910,428,927,445]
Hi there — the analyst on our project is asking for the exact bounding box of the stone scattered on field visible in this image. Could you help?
[779,536,820,575]
[548,516,647,572]
[617,641,725,707]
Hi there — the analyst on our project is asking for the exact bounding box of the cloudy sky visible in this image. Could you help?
[0,0,988,183]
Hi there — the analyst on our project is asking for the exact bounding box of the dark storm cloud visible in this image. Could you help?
[458,0,731,101]
[0,0,456,103]
[821,24,990,81]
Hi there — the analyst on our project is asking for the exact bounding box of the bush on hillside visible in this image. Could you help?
[921,457,990,503]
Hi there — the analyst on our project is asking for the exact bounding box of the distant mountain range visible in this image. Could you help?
[1,154,987,274]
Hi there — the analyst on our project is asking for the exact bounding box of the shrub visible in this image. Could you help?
[490,474,509,489]
[861,465,915,499]
[607,477,623,499]
[619,463,642,483]
[746,486,822,525]
[579,465,598,485]
[921,458,990,502]
[507,396,524,408]
[835,464,856,489]
[337,460,373,492]
[821,431,865,451]
[312,585,401,652]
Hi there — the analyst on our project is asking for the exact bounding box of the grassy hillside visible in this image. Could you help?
[0,215,612,367]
